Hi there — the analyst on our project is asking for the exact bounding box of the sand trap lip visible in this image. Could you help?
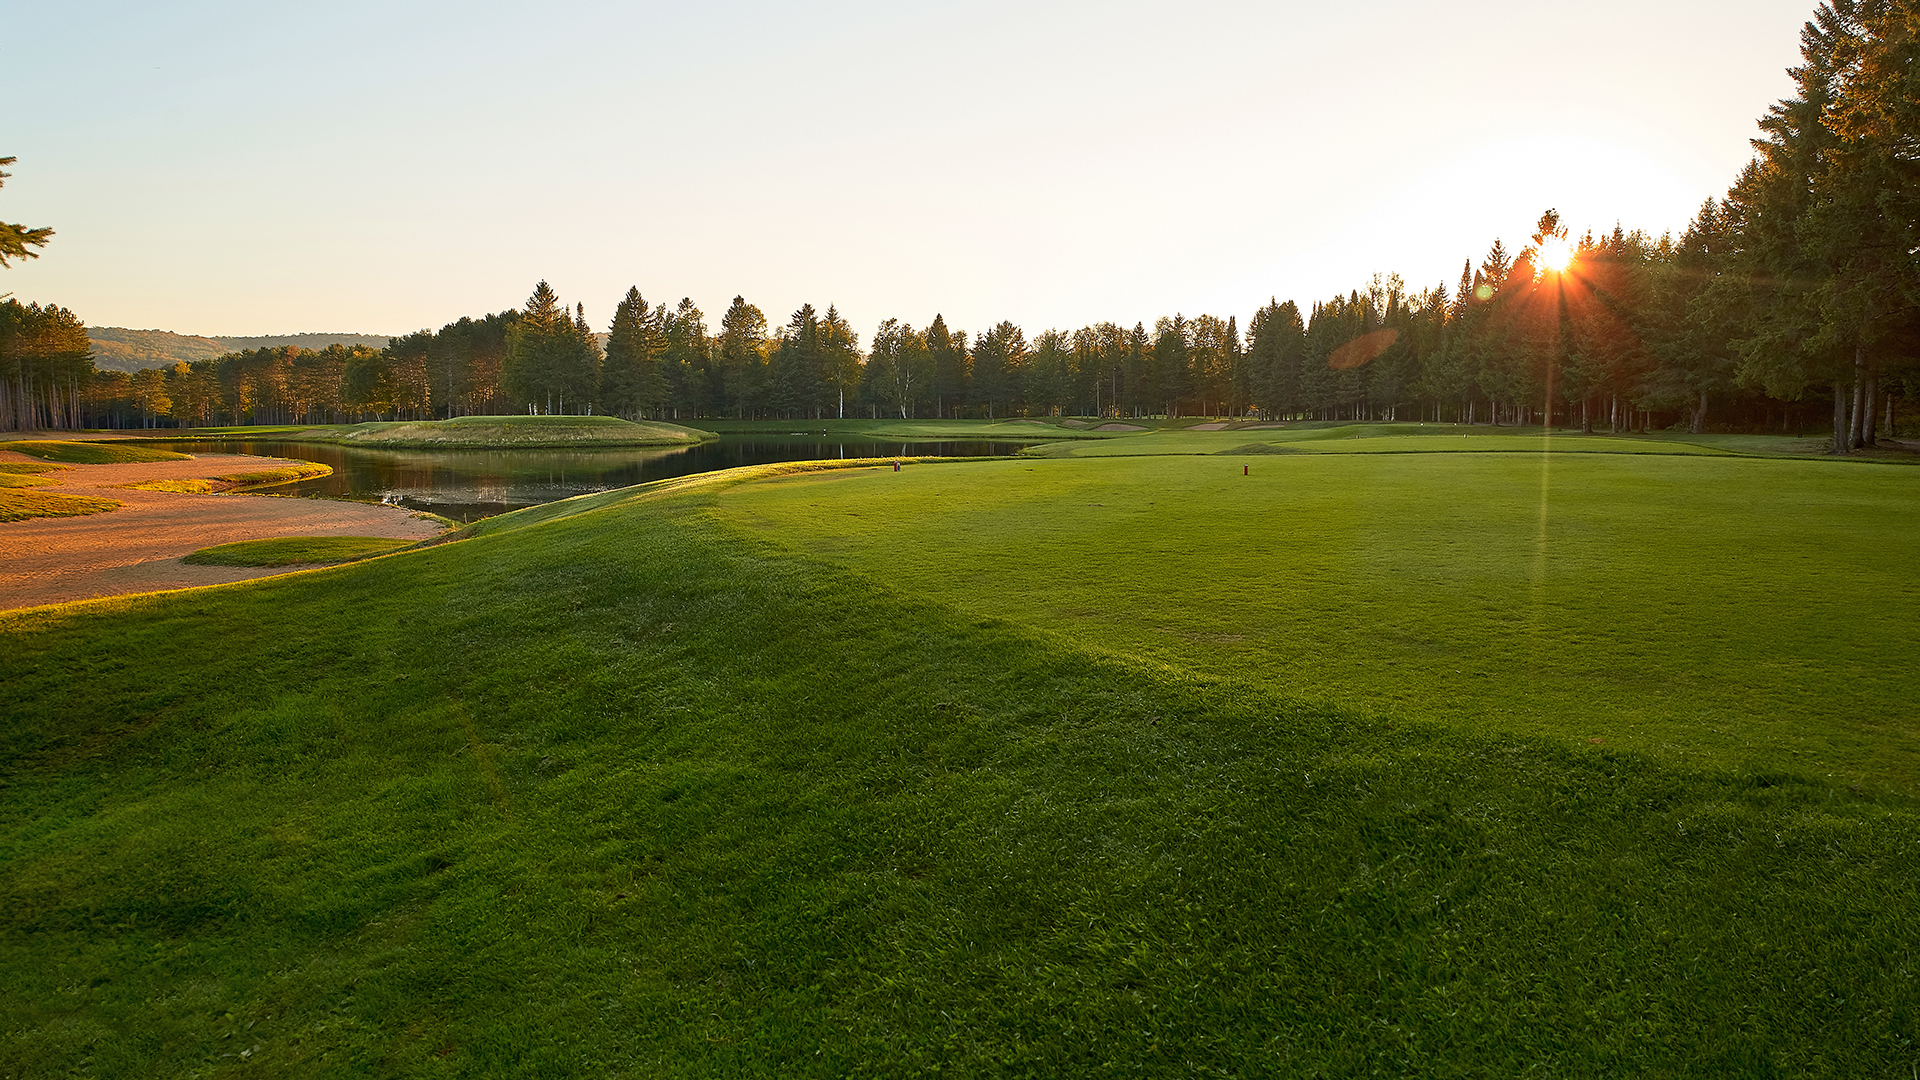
[0,449,444,611]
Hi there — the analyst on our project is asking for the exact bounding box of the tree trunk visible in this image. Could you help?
[1833,381,1851,454]
[1862,361,1878,447]
[1690,389,1708,435]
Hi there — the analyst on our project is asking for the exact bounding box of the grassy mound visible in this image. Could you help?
[209,462,333,486]
[1,440,191,464]
[0,472,59,489]
[0,488,121,522]
[2,458,1915,1075]
[0,461,66,476]
[289,415,710,449]
[182,535,417,567]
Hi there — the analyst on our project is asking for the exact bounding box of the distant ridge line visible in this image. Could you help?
[85,327,397,373]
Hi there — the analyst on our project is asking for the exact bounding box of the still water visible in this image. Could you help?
[142,437,1031,522]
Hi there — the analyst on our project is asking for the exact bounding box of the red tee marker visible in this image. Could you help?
[1243,465,1249,476]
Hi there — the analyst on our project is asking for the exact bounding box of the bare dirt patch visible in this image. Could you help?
[0,450,443,610]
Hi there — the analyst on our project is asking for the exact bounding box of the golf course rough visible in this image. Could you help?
[3,446,1916,1077]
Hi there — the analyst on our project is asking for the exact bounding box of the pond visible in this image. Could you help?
[139,437,1032,522]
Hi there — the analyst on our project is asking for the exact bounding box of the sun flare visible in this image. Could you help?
[1537,236,1576,274]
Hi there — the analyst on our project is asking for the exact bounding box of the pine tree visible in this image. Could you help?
[663,298,712,419]
[717,296,768,418]
[926,315,969,419]
[969,321,1027,419]
[0,157,53,269]
[603,287,668,419]
[818,305,863,419]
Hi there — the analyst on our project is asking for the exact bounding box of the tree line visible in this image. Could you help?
[3,2,1913,444]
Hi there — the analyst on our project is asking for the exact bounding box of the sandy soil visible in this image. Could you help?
[0,450,444,612]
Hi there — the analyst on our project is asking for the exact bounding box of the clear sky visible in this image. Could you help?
[6,0,1815,341]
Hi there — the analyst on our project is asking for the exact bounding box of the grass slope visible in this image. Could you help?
[3,461,1916,1076]
[1,441,191,464]
[182,535,417,567]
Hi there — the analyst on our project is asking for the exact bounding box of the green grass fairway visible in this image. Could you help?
[1,440,192,464]
[720,452,1920,794]
[4,459,1917,1076]
[181,535,419,567]
[281,414,712,449]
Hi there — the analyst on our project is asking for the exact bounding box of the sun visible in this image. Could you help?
[1536,235,1576,274]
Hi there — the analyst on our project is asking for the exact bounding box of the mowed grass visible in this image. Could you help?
[719,452,1920,794]
[1,440,192,464]
[3,461,1917,1076]
[181,535,418,567]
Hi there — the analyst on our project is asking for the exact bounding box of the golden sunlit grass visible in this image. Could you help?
[0,488,121,522]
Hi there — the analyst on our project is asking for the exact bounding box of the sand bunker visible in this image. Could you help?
[1094,423,1147,432]
[1188,422,1229,431]
[0,449,444,611]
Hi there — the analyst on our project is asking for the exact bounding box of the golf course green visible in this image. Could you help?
[3,429,1915,1076]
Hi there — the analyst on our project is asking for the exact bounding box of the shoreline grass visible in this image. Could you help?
[209,462,334,487]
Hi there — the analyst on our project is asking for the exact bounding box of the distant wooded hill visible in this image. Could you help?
[86,328,395,373]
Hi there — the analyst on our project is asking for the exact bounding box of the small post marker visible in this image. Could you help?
[1243,464,1249,476]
